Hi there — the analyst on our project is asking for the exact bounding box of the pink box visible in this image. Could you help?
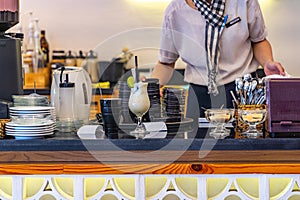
[266,78,300,135]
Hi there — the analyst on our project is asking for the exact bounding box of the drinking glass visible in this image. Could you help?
[205,108,234,139]
[238,106,267,138]
[128,82,150,139]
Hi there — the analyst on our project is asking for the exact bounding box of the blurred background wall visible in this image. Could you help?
[12,0,300,75]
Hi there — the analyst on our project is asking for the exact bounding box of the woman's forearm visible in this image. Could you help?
[151,61,175,86]
[252,39,285,75]
[252,39,273,67]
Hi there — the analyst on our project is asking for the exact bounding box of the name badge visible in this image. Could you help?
[225,17,241,28]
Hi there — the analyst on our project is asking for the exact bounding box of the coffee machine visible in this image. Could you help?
[0,0,23,102]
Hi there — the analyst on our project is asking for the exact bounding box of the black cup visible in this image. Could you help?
[100,98,121,139]
[101,112,120,124]
[103,126,119,139]
[100,98,121,108]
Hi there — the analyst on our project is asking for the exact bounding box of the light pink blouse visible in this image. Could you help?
[159,0,267,86]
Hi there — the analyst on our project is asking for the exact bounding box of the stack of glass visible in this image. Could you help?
[144,78,161,121]
[12,93,49,107]
[117,80,135,123]
[162,87,186,122]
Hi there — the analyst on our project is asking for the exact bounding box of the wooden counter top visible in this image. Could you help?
[1,130,300,174]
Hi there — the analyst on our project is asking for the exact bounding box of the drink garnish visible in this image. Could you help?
[127,76,135,88]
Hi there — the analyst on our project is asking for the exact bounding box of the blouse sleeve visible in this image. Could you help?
[158,12,179,64]
[247,0,268,43]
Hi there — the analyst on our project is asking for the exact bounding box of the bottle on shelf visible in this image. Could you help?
[76,50,86,67]
[22,14,50,88]
[32,18,45,72]
[40,30,49,65]
[82,50,99,83]
[52,50,66,64]
[51,50,66,69]
[22,11,35,73]
[65,50,77,66]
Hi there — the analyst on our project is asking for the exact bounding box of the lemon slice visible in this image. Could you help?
[127,76,135,88]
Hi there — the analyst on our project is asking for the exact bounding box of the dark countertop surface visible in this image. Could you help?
[1,128,300,152]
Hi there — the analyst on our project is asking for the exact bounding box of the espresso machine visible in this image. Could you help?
[0,0,23,103]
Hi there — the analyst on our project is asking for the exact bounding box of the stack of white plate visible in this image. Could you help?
[5,120,55,139]
[7,106,56,139]
[9,106,56,121]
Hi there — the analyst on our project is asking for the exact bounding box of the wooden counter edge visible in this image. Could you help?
[1,150,300,163]
[0,163,300,175]
[0,149,300,174]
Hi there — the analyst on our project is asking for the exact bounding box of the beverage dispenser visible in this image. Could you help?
[0,0,23,101]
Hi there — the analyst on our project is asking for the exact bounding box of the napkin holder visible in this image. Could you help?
[0,99,12,119]
[265,78,300,137]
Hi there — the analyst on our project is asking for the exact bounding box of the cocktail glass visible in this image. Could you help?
[128,82,150,139]
[238,106,267,138]
[205,109,234,139]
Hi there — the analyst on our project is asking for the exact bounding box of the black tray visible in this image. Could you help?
[118,118,194,134]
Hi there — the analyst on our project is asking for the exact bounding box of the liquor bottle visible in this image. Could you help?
[65,50,77,66]
[32,18,45,72]
[82,50,99,83]
[23,12,35,73]
[76,50,85,67]
[40,30,50,64]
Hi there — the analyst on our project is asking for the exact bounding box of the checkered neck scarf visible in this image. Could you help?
[192,0,226,95]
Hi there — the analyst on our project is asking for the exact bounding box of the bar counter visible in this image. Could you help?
[2,128,300,199]
[16,74,300,198]
[1,129,300,175]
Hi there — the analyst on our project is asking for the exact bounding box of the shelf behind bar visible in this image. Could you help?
[23,87,114,95]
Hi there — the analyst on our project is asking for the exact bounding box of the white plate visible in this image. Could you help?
[6,132,53,136]
[9,106,55,112]
[5,127,55,133]
[5,126,55,132]
[6,132,54,140]
[5,125,55,132]
[6,123,55,128]
[9,109,52,112]
[6,122,55,128]
[10,111,51,114]
[6,130,54,135]
[6,120,55,128]
[9,112,52,116]
[9,114,55,122]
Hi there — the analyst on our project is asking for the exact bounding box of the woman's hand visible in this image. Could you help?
[253,39,285,76]
[264,61,285,76]
[140,75,164,97]
[140,75,147,82]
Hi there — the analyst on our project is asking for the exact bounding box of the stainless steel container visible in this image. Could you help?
[0,0,23,101]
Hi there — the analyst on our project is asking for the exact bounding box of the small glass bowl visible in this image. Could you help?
[238,107,267,138]
[205,108,234,139]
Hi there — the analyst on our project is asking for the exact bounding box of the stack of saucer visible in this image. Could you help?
[145,78,161,120]
[6,106,56,139]
[118,80,135,123]
[162,87,186,122]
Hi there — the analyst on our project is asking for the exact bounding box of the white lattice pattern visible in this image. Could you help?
[0,174,300,199]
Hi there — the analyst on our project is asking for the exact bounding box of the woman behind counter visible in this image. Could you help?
[150,0,285,122]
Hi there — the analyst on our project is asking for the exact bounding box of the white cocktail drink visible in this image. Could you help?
[128,82,150,139]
